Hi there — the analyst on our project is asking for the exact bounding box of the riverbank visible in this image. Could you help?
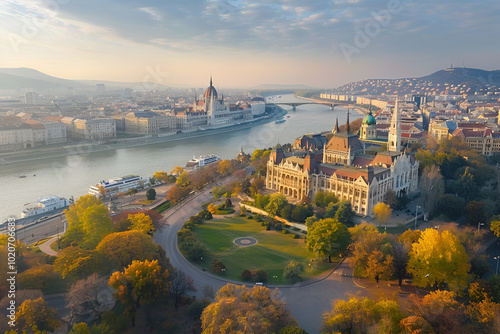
[0,107,287,165]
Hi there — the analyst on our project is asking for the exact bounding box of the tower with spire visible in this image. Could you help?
[388,98,402,152]
[346,109,350,133]
[332,117,339,133]
[360,103,377,140]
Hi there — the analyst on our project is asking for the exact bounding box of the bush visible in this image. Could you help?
[240,213,246,217]
[241,269,252,281]
[293,234,300,239]
[211,258,226,273]
[282,229,289,234]
[247,215,253,219]
[252,269,269,283]
[283,261,304,283]
[256,214,263,222]
[225,198,233,207]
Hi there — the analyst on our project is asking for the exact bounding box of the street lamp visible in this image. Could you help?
[414,205,421,230]
[494,256,500,276]
[478,222,485,232]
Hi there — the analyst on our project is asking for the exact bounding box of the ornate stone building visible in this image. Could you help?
[266,103,419,217]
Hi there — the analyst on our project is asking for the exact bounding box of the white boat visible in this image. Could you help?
[185,154,220,170]
[275,118,286,124]
[88,175,145,197]
[21,195,68,218]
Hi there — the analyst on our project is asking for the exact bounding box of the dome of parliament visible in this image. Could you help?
[362,111,376,125]
[204,77,218,100]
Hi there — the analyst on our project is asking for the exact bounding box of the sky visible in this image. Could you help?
[0,0,499,88]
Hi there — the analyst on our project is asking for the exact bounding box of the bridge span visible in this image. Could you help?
[272,101,338,111]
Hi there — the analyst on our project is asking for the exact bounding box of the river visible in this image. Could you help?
[0,95,361,221]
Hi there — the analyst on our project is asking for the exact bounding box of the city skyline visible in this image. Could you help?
[0,0,499,88]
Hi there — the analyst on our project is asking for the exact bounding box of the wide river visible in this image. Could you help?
[0,95,361,221]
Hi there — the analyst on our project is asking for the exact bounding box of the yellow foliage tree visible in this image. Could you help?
[128,212,155,235]
[153,171,169,183]
[216,159,234,176]
[407,229,470,290]
[207,203,217,214]
[170,166,185,176]
[108,259,171,327]
[96,231,158,268]
[373,202,392,226]
[16,297,60,332]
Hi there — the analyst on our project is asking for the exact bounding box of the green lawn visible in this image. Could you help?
[193,216,334,284]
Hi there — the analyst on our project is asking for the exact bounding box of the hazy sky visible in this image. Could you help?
[0,0,499,88]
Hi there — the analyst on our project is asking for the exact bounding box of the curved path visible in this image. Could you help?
[155,180,364,334]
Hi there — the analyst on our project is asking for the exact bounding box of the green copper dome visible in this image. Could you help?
[362,111,376,125]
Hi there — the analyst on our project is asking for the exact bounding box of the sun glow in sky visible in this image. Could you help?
[0,0,499,88]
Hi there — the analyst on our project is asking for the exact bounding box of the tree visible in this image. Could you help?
[80,203,112,249]
[348,222,379,242]
[407,228,471,290]
[16,297,60,333]
[96,231,158,269]
[420,165,445,217]
[437,194,464,220]
[322,296,403,334]
[373,202,392,226]
[283,261,304,283]
[108,259,171,327]
[265,193,288,216]
[97,185,106,197]
[169,268,196,310]
[400,316,434,334]
[53,246,100,279]
[66,273,108,321]
[252,177,266,193]
[211,258,226,273]
[384,188,399,209]
[465,200,486,225]
[217,159,234,176]
[491,220,500,237]
[170,166,184,176]
[153,171,169,183]
[398,229,422,245]
[390,240,410,288]
[201,284,298,334]
[350,230,387,277]
[166,185,191,204]
[333,200,354,227]
[307,218,351,262]
[176,171,190,187]
[291,204,313,223]
[366,250,394,287]
[146,188,156,200]
[128,213,155,235]
[63,194,104,248]
[458,166,477,204]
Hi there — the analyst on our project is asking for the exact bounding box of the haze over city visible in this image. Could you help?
[1,0,499,88]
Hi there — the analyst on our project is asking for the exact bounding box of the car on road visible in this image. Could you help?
[217,182,223,186]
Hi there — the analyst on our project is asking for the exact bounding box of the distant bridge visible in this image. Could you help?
[272,100,348,111]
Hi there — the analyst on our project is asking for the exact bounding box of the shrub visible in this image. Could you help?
[293,234,300,239]
[282,229,289,234]
[247,215,253,219]
[211,258,226,273]
[225,198,233,207]
[252,269,269,283]
[240,213,246,217]
[241,269,252,281]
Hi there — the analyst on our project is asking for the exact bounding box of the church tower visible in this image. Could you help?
[332,117,339,133]
[360,104,377,140]
[388,98,402,152]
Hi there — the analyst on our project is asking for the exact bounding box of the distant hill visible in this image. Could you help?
[253,84,316,90]
[331,67,500,96]
[0,68,171,91]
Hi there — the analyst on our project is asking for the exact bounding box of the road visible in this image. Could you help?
[155,178,363,334]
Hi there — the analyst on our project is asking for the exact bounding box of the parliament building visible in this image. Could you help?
[266,101,419,217]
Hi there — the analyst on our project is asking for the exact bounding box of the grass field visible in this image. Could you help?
[193,216,333,284]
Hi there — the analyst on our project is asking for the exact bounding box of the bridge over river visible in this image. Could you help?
[270,98,351,111]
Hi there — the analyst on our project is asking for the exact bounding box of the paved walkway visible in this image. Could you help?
[38,236,59,256]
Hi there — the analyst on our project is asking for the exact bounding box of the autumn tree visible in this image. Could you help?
[390,239,411,288]
[176,171,190,187]
[166,185,191,204]
[66,273,108,322]
[366,250,394,287]
[283,261,304,283]
[348,222,379,242]
[169,268,196,310]
[398,229,422,245]
[16,297,60,333]
[63,194,102,246]
[96,231,159,269]
[170,166,184,176]
[350,229,387,277]
[322,296,403,334]
[491,220,500,237]
[217,159,234,176]
[373,202,392,226]
[153,171,169,183]
[201,284,298,334]
[53,246,101,279]
[108,259,171,327]
[307,218,351,262]
[128,212,155,235]
[420,165,445,217]
[407,228,470,290]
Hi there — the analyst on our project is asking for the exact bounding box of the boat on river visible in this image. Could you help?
[185,154,220,170]
[21,195,68,218]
